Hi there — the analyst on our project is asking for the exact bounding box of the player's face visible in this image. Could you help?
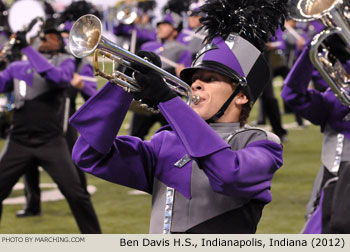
[39,33,62,53]
[188,16,201,29]
[190,69,236,121]
[157,23,176,40]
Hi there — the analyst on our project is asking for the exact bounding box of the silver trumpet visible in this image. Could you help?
[68,14,199,106]
[288,0,350,106]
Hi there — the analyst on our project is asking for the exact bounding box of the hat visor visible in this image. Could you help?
[180,60,243,86]
[156,21,173,27]
[180,62,258,104]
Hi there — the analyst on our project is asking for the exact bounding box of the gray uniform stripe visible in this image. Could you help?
[322,124,350,173]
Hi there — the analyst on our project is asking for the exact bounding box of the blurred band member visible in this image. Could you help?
[0,18,101,233]
[129,10,192,140]
[282,33,350,234]
[177,1,206,59]
[141,11,192,77]
[16,15,98,217]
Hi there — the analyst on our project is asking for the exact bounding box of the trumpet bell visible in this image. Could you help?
[69,14,102,58]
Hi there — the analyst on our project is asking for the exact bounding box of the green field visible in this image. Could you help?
[0,77,323,234]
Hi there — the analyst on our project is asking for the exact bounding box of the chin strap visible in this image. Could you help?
[206,86,241,124]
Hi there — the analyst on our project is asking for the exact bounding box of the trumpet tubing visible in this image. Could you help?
[69,14,195,105]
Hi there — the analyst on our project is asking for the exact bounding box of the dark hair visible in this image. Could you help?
[231,82,252,127]
[59,0,101,22]
[162,0,191,15]
[239,102,252,127]
[138,0,157,12]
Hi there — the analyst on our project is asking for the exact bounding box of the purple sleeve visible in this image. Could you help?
[311,69,329,91]
[70,82,157,192]
[199,140,282,201]
[70,82,133,154]
[310,21,325,34]
[0,63,15,93]
[135,26,156,42]
[79,64,97,98]
[72,134,156,193]
[159,98,283,202]
[22,46,74,87]
[281,46,331,127]
[178,50,192,67]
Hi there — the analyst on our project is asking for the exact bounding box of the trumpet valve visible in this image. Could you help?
[122,87,131,93]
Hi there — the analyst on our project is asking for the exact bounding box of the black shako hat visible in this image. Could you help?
[180,0,287,105]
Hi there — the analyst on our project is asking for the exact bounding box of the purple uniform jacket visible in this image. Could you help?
[0,46,75,92]
[281,46,350,139]
[70,82,283,202]
[177,28,191,46]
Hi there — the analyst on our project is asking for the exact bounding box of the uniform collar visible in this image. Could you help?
[209,122,241,134]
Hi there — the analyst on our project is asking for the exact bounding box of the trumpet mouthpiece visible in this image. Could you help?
[192,95,200,105]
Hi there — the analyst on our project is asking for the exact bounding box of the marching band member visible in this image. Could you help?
[282,34,350,233]
[177,0,206,59]
[265,20,306,127]
[129,3,192,140]
[0,1,13,139]
[141,12,192,76]
[16,0,100,218]
[17,54,98,218]
[70,0,286,234]
[0,18,101,233]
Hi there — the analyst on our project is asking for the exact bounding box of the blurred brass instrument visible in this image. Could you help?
[114,0,154,25]
[0,35,16,64]
[0,0,45,65]
[288,0,350,106]
[69,14,198,105]
[0,16,44,64]
[116,4,138,25]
